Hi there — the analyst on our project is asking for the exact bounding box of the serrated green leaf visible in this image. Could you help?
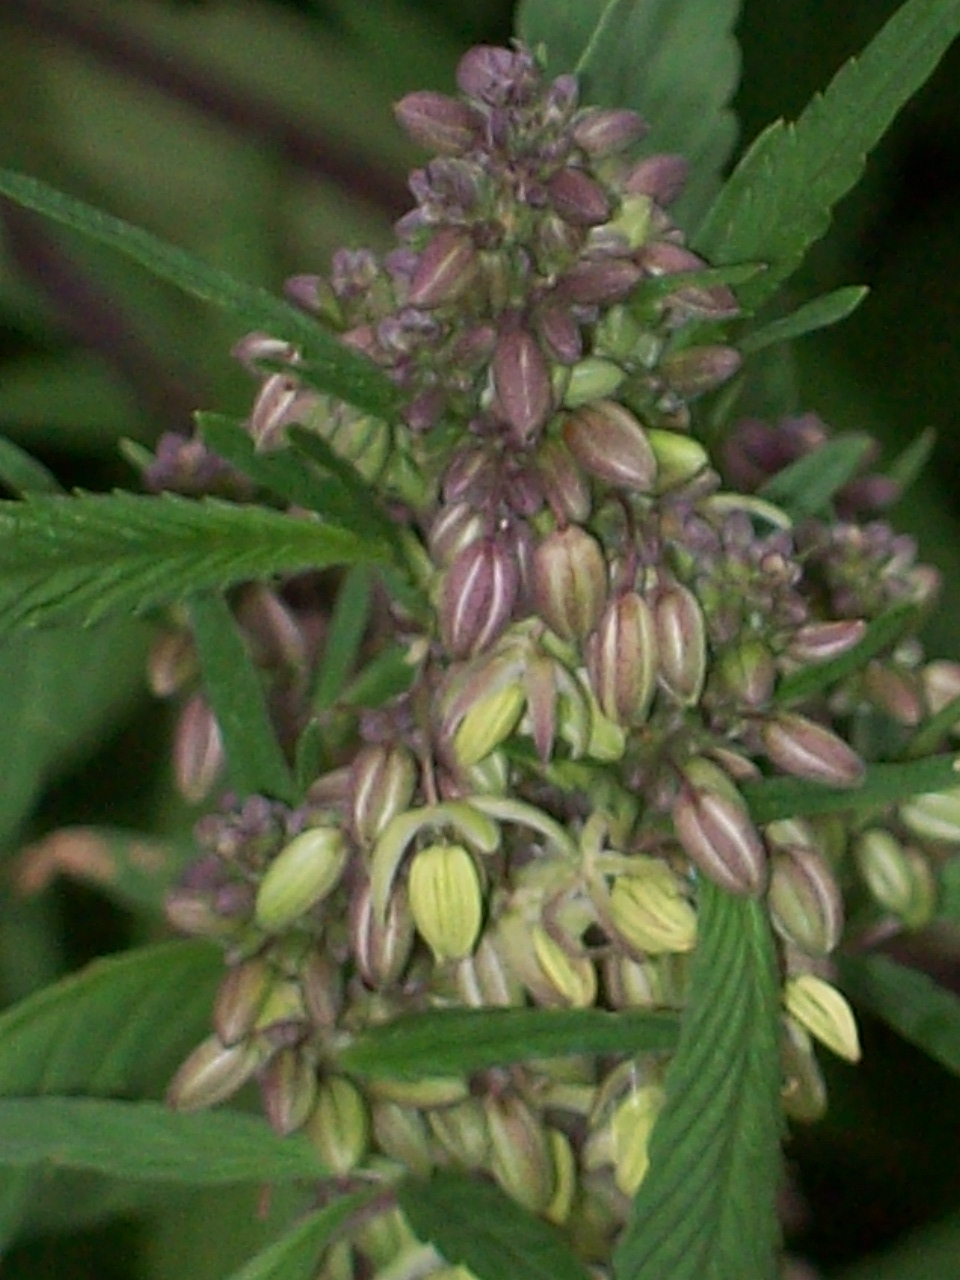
[223,1194,373,1280]
[739,285,868,355]
[0,492,389,630]
[313,567,373,711]
[0,436,63,496]
[757,433,873,519]
[696,0,960,311]
[0,168,398,419]
[398,1172,592,1280]
[0,1098,325,1184]
[188,591,295,803]
[613,881,782,1280]
[515,0,742,228]
[838,954,960,1076]
[339,1006,680,1079]
[196,414,383,539]
[0,941,221,1099]
[776,602,917,704]
[287,427,396,545]
[13,826,195,915]
[742,753,960,825]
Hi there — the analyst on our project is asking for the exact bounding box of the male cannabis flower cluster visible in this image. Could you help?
[158,43,960,1278]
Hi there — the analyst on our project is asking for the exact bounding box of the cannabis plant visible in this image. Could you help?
[1,2,960,1279]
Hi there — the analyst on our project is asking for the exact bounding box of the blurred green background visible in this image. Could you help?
[1,1,959,1276]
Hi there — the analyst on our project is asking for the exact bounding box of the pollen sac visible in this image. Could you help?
[608,865,697,956]
[393,90,482,154]
[673,757,767,896]
[407,843,484,963]
[653,583,707,706]
[531,525,607,643]
[485,1093,556,1215]
[767,844,844,955]
[562,399,657,493]
[407,228,478,308]
[492,326,553,444]
[586,590,658,726]
[348,742,418,848]
[853,828,936,929]
[306,1076,371,1174]
[439,536,520,658]
[761,712,865,788]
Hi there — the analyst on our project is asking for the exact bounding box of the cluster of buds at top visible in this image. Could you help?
[156,40,960,1280]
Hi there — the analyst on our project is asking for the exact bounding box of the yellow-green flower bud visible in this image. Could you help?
[544,1128,577,1225]
[369,1076,469,1108]
[428,1098,490,1168]
[768,845,843,955]
[408,843,484,963]
[348,743,418,848]
[454,679,526,766]
[532,925,598,1008]
[261,1046,318,1136]
[645,428,709,492]
[255,827,348,933]
[781,1019,827,1123]
[562,357,626,407]
[306,1075,370,1174]
[608,865,697,955]
[610,1083,666,1195]
[212,957,274,1046]
[371,1100,434,1177]
[853,828,937,928]
[784,974,861,1063]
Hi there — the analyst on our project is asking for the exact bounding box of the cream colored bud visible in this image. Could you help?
[371,1100,434,1177]
[532,925,598,1008]
[853,828,937,928]
[408,844,484,963]
[608,866,697,955]
[485,1094,556,1214]
[255,827,348,932]
[781,1019,827,1123]
[645,429,710,491]
[261,1046,318,1136]
[544,1128,577,1225]
[428,1098,490,1168]
[369,1075,469,1108]
[900,786,960,844]
[306,1075,370,1174]
[167,1035,263,1112]
[784,974,861,1063]
[768,845,843,955]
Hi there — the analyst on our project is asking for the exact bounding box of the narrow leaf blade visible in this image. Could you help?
[758,433,873,520]
[398,1172,592,1280]
[188,591,295,803]
[776,602,917,704]
[0,168,397,418]
[339,1007,680,1079]
[0,1098,325,1184]
[613,881,782,1280]
[743,754,960,825]
[313,566,373,710]
[0,436,64,496]
[740,285,868,355]
[697,0,960,310]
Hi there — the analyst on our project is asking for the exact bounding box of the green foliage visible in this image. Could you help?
[0,942,221,1098]
[188,591,296,803]
[739,286,869,355]
[223,1196,375,1280]
[697,0,960,310]
[0,436,64,497]
[612,881,782,1280]
[775,602,918,704]
[743,753,960,824]
[0,1098,325,1184]
[0,168,399,420]
[0,492,389,630]
[312,566,374,710]
[398,1173,592,1280]
[340,1006,680,1078]
[757,432,874,519]
[515,0,742,227]
[839,954,960,1077]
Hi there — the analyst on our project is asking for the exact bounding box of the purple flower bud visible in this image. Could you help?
[659,345,742,396]
[786,619,866,664]
[557,259,643,305]
[768,845,844,954]
[673,758,767,896]
[407,228,478,308]
[440,537,520,657]
[213,958,273,1046]
[351,876,416,987]
[456,45,532,104]
[428,501,489,566]
[524,653,559,762]
[260,1047,317,1136]
[563,399,657,493]
[535,305,583,364]
[536,437,592,525]
[622,153,689,205]
[718,638,776,708]
[546,168,611,227]
[492,327,553,443]
[531,525,608,643]
[863,661,923,726]
[393,90,481,154]
[761,713,865,788]
[347,743,419,847]
[572,108,648,155]
[586,591,659,726]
